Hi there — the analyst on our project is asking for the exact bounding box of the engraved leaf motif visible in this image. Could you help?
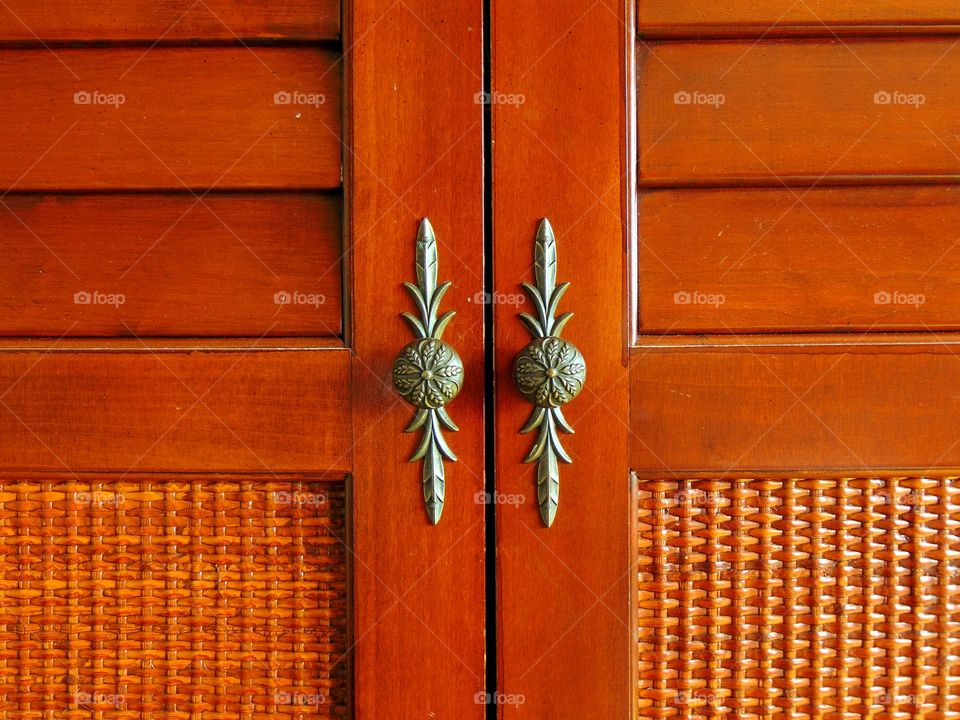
[513,218,585,527]
[395,219,461,525]
[417,218,438,303]
[534,219,557,318]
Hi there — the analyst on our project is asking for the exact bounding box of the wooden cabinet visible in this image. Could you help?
[5,0,960,717]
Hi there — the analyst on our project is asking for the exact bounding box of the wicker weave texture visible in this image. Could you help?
[637,477,960,720]
[0,478,348,719]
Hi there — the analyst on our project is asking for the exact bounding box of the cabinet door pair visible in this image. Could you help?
[2,0,960,718]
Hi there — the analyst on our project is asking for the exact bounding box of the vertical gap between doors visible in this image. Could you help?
[482,0,497,716]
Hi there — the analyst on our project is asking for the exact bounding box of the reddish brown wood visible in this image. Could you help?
[639,39,960,185]
[349,1,486,717]
[0,48,341,190]
[638,0,960,36]
[0,349,351,472]
[630,336,960,474]
[493,0,633,717]
[0,1,340,41]
[0,193,342,337]
[639,186,960,332]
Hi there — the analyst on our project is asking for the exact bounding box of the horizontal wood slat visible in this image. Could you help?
[0,350,351,472]
[0,48,341,190]
[638,1,960,36]
[639,186,960,332]
[0,1,340,42]
[0,193,343,337]
[630,337,960,473]
[638,39,960,185]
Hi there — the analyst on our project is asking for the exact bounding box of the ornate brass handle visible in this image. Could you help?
[513,219,586,527]
[392,219,463,525]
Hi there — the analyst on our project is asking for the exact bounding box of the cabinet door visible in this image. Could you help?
[493,1,960,718]
[0,1,485,718]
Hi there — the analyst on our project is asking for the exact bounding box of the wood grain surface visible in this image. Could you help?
[631,336,960,474]
[0,193,342,337]
[0,0,340,42]
[493,0,634,717]
[638,0,960,36]
[0,48,341,190]
[639,186,960,332]
[0,349,351,472]
[639,39,960,185]
[348,0,487,717]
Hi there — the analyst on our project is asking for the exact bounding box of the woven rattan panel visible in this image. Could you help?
[637,477,960,719]
[0,477,348,718]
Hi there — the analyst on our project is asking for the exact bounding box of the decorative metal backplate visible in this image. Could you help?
[513,219,586,527]
[392,219,463,525]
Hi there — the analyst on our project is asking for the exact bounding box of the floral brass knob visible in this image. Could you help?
[514,219,585,527]
[393,338,464,410]
[393,219,461,525]
[514,337,585,409]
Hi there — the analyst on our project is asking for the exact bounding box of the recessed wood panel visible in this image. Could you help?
[0,193,342,337]
[638,1,960,36]
[0,474,348,717]
[630,337,960,473]
[0,48,341,190]
[0,1,340,42]
[0,350,351,472]
[639,186,960,332]
[639,39,960,185]
[637,475,960,719]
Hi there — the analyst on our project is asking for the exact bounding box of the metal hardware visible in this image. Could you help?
[392,219,463,525]
[513,219,586,527]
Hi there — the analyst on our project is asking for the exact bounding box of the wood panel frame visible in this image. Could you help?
[348,1,486,718]
[493,0,635,717]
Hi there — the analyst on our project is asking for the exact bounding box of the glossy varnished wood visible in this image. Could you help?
[0,0,340,41]
[0,349,351,472]
[0,48,341,190]
[639,186,960,332]
[493,0,633,717]
[349,1,486,717]
[0,193,342,337]
[630,336,960,474]
[638,0,960,36]
[639,39,960,185]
